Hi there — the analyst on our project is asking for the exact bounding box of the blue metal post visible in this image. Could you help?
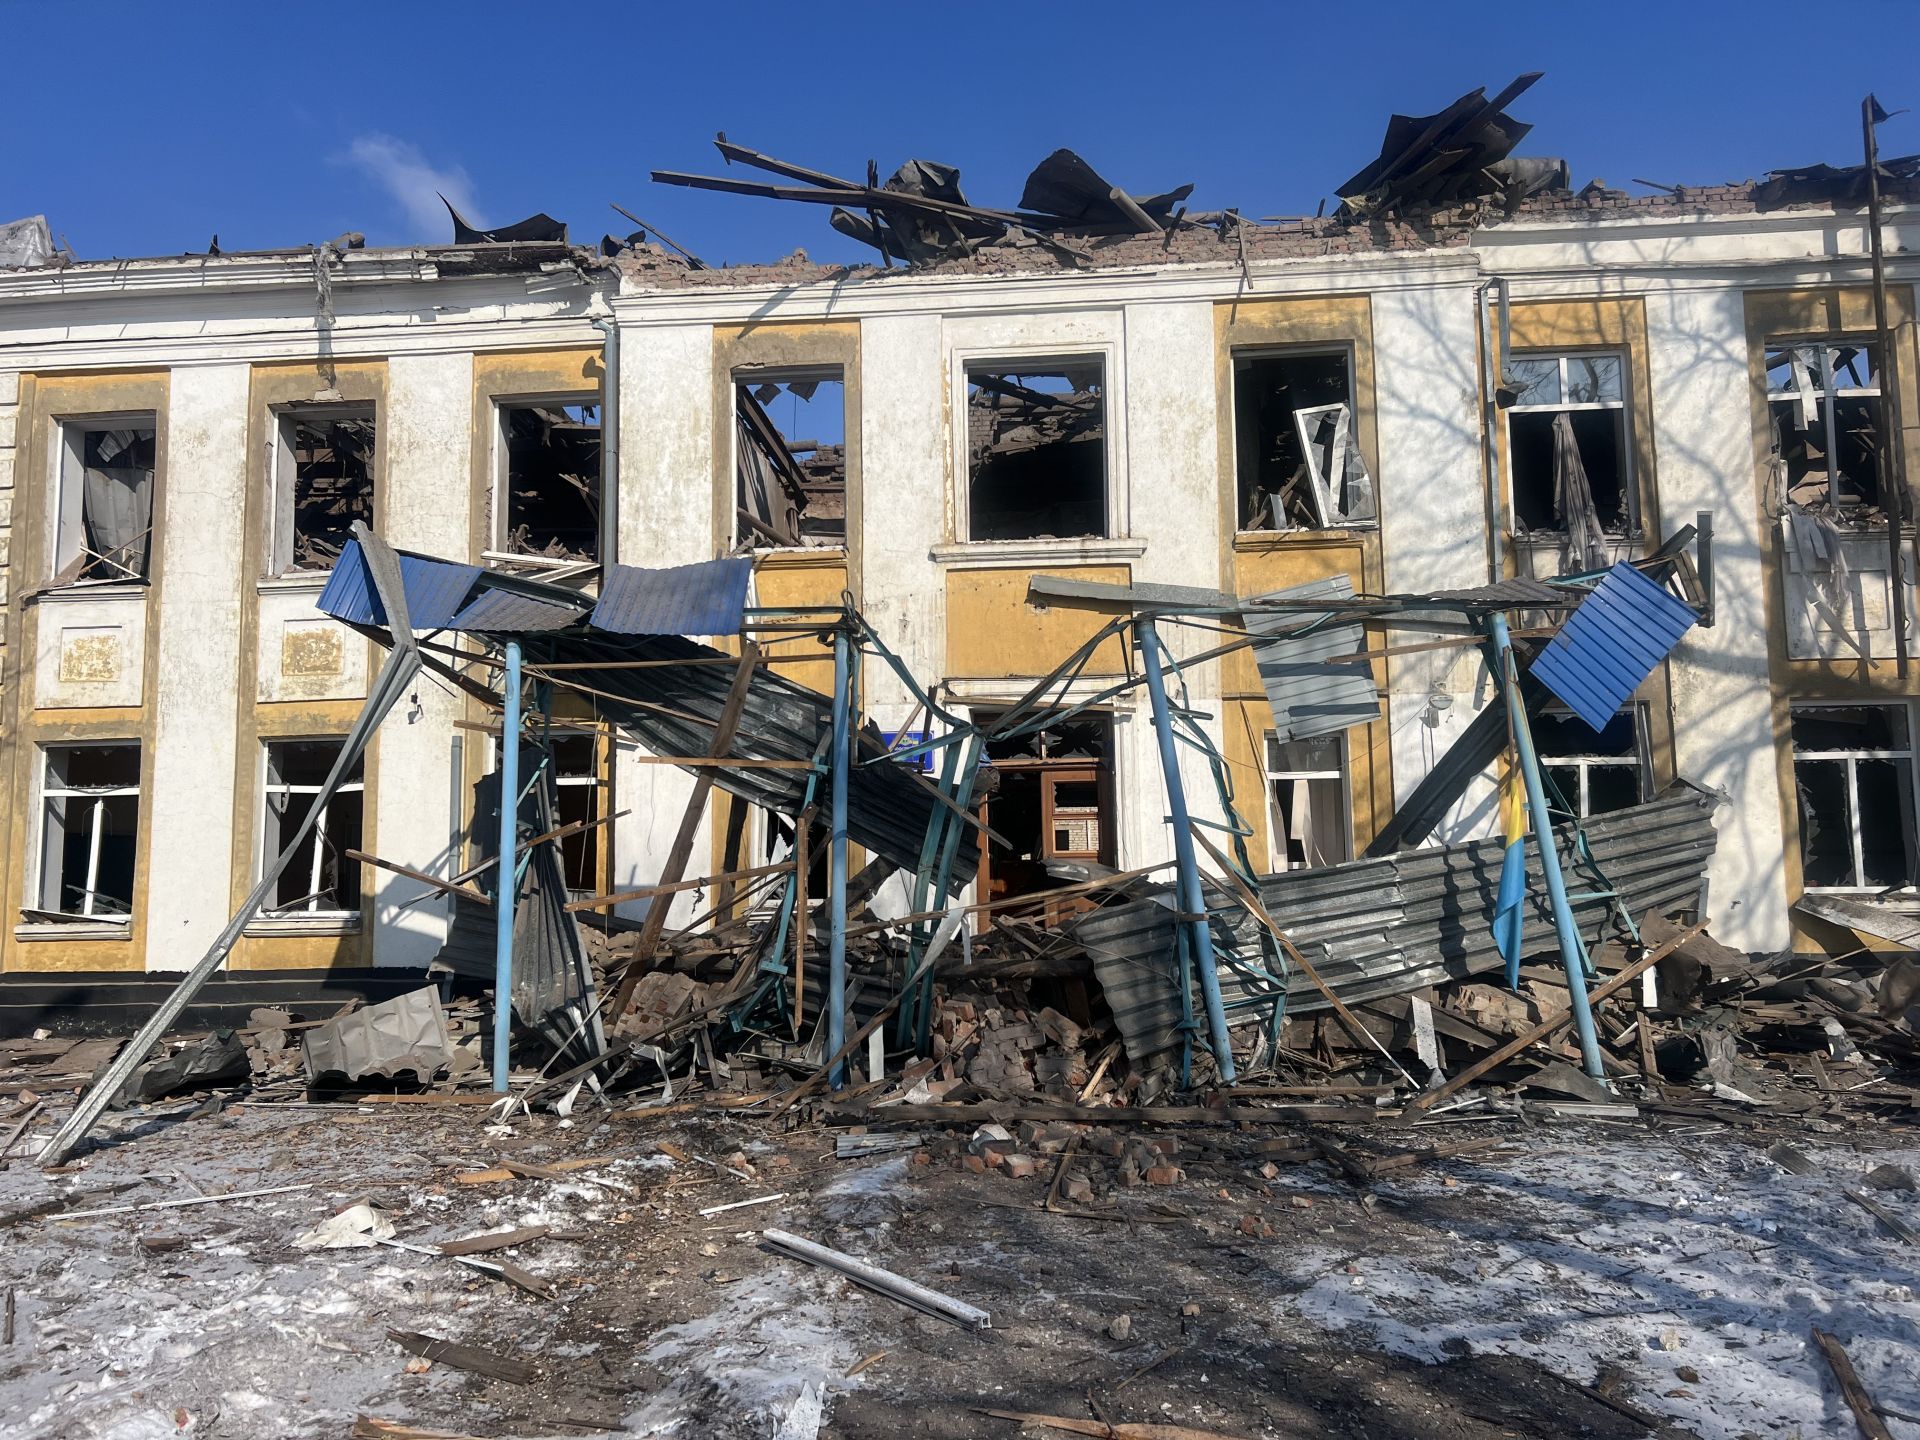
[492,640,522,1093]
[1489,613,1606,1080]
[1138,618,1236,1083]
[827,628,851,1087]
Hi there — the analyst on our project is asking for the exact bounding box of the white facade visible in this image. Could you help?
[3,197,1919,990]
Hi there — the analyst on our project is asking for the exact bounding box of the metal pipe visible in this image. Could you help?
[1487,613,1605,1079]
[1137,617,1236,1082]
[1478,276,1509,585]
[1862,98,1910,680]
[493,640,523,1093]
[827,627,851,1087]
[589,316,620,566]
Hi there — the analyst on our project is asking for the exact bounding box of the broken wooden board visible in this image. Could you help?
[385,1329,536,1384]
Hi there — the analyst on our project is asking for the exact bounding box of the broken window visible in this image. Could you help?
[1233,351,1373,530]
[734,371,846,549]
[1766,343,1883,516]
[34,744,140,921]
[549,732,605,899]
[1505,353,1634,550]
[261,739,365,917]
[975,712,1114,922]
[965,361,1106,542]
[272,408,374,574]
[496,403,602,565]
[1264,732,1350,870]
[55,419,156,584]
[1792,704,1919,891]
[1533,706,1649,818]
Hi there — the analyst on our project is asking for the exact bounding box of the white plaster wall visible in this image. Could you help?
[610,320,714,925]
[371,352,472,967]
[859,313,947,708]
[143,363,248,971]
[1370,282,1500,833]
[1646,285,1789,952]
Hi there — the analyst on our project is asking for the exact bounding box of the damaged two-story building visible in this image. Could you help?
[3,86,1920,1023]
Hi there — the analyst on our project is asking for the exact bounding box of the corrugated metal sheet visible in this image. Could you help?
[513,630,976,879]
[1428,576,1578,607]
[317,541,484,631]
[450,587,584,633]
[1243,576,1381,742]
[320,541,971,880]
[430,771,604,1063]
[1530,562,1696,730]
[1074,788,1717,1085]
[592,558,753,637]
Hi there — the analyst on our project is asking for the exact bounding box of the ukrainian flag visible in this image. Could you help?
[1493,754,1528,988]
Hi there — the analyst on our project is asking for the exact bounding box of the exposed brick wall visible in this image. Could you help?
[612,177,1920,292]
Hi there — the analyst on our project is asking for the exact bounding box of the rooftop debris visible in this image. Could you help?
[1335,73,1566,218]
[439,198,568,245]
[652,134,1192,266]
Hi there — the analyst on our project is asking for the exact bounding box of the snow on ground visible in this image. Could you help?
[1275,1129,1920,1440]
[630,1268,863,1436]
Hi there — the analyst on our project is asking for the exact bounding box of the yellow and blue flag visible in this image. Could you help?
[1493,755,1528,987]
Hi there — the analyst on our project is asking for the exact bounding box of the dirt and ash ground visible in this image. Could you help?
[0,1095,1916,1440]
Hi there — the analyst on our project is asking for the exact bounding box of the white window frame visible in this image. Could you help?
[259,739,365,920]
[33,743,141,923]
[950,346,1124,548]
[490,395,606,574]
[51,412,157,586]
[1791,701,1920,894]
[1535,703,1651,819]
[268,403,376,578]
[548,728,606,897]
[1765,340,1882,513]
[1263,730,1352,872]
[1230,344,1365,534]
[730,364,848,553]
[1504,350,1637,537]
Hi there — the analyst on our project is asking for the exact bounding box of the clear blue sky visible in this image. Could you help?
[5,1,1920,267]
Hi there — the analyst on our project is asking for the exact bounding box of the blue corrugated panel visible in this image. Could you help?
[591,557,752,637]
[314,540,484,631]
[1530,562,1695,730]
[450,586,585,633]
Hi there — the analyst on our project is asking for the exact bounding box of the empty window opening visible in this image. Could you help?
[262,739,365,917]
[34,744,141,921]
[550,732,605,898]
[734,371,846,549]
[966,361,1107,542]
[1234,352,1372,530]
[975,712,1114,925]
[1533,706,1649,819]
[1505,353,1634,543]
[55,419,156,584]
[1265,732,1351,870]
[1767,343,1883,516]
[498,403,602,563]
[1792,703,1919,891]
[273,408,374,574]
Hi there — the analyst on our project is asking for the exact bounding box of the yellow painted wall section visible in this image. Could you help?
[1741,287,1920,949]
[3,370,171,974]
[1213,295,1379,583]
[1499,298,1659,562]
[228,698,378,971]
[751,552,847,695]
[1225,536,1394,859]
[946,565,1131,678]
[711,321,860,569]
[470,348,604,561]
